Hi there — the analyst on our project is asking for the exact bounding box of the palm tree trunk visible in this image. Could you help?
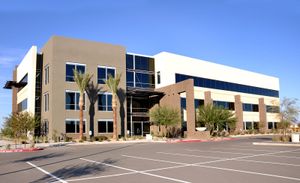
[112,95,118,140]
[79,94,84,140]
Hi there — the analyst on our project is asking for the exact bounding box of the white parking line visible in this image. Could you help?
[195,164,300,182]
[235,159,300,167]
[26,161,67,183]
[80,158,190,183]
[186,149,253,156]
[157,152,223,159]
[124,153,300,182]
[66,172,137,182]
[212,147,274,152]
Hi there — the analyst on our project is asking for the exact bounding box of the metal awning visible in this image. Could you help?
[126,87,164,98]
[3,81,27,89]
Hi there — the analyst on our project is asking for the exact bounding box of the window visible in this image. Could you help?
[98,93,112,111]
[213,101,235,110]
[97,66,116,84]
[98,120,113,133]
[268,122,273,130]
[268,122,278,129]
[195,99,204,109]
[126,71,134,87]
[243,103,259,112]
[66,63,85,82]
[126,54,134,69]
[44,93,49,112]
[65,119,86,133]
[18,98,28,112]
[45,65,49,85]
[125,54,155,89]
[243,121,259,130]
[157,71,161,84]
[266,105,280,113]
[135,72,154,88]
[175,73,279,97]
[65,91,85,110]
[244,121,253,130]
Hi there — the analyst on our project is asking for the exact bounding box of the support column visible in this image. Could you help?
[259,98,267,132]
[234,95,243,132]
[12,67,18,113]
[204,91,212,105]
[186,87,195,133]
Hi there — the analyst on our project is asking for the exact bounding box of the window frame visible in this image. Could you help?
[44,65,49,85]
[97,65,116,84]
[65,62,86,82]
[65,90,85,111]
[98,119,113,133]
[44,92,49,112]
[65,119,86,133]
[98,92,113,111]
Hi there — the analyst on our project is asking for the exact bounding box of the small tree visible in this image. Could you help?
[1,112,39,146]
[196,104,236,135]
[277,98,300,136]
[73,69,92,140]
[150,106,181,137]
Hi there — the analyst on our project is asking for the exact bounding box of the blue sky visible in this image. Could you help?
[0,0,299,127]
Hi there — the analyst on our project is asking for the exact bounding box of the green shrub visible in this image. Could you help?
[272,135,281,142]
[65,136,72,142]
[82,136,87,141]
[281,135,291,142]
[94,136,108,142]
[79,139,84,143]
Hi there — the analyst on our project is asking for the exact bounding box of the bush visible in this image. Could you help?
[272,135,291,142]
[82,136,87,141]
[272,135,281,142]
[65,136,72,142]
[94,136,108,142]
[281,135,291,142]
[78,139,84,143]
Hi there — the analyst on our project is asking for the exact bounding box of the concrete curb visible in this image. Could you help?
[253,142,300,147]
[0,148,44,153]
[167,138,235,143]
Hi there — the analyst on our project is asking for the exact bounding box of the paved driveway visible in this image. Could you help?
[1,136,300,183]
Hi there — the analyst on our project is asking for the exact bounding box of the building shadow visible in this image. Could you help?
[117,88,126,137]
[86,82,102,137]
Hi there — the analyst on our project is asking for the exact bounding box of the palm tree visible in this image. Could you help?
[105,74,121,140]
[196,104,237,135]
[73,69,92,140]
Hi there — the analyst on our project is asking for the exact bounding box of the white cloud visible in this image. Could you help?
[0,47,26,68]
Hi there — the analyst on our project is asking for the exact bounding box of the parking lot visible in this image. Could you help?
[1,136,300,183]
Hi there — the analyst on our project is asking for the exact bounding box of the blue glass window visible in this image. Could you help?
[66,63,85,82]
[98,66,115,84]
[126,71,134,87]
[195,99,204,109]
[126,54,134,69]
[18,98,28,112]
[65,91,85,110]
[175,73,279,97]
[98,93,113,111]
[243,103,259,112]
[181,97,186,110]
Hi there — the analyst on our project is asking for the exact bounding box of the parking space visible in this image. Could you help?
[1,137,300,183]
